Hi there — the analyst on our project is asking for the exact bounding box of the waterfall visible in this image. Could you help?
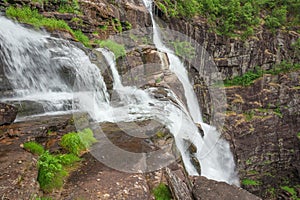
[0,16,110,119]
[142,0,239,185]
[0,13,239,185]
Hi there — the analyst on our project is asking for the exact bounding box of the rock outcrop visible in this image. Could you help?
[151,3,300,198]
[153,2,300,80]
[0,0,151,41]
[192,176,262,200]
[0,102,18,126]
[220,71,300,198]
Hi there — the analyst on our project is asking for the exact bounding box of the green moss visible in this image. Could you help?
[96,39,126,59]
[242,179,261,186]
[297,132,300,139]
[281,186,299,200]
[152,183,172,200]
[23,141,45,155]
[156,131,165,138]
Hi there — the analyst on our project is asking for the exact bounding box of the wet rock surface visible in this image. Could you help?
[0,103,17,126]
[0,114,170,199]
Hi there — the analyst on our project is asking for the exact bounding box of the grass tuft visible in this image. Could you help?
[5,6,91,47]
[23,141,45,155]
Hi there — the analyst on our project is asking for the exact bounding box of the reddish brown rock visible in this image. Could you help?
[0,103,18,126]
[192,176,261,200]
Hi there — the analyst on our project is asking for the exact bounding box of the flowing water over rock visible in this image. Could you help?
[0,12,239,185]
[0,16,109,119]
[142,0,239,185]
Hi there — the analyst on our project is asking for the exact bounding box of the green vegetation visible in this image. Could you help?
[37,151,68,192]
[23,141,45,155]
[73,30,90,47]
[35,197,52,200]
[99,24,108,31]
[152,183,172,200]
[297,132,300,139]
[156,0,300,37]
[37,152,80,192]
[112,18,122,32]
[170,40,196,60]
[58,0,81,14]
[23,129,96,192]
[274,107,283,118]
[60,128,97,156]
[155,77,162,83]
[96,39,126,59]
[244,110,255,121]
[224,67,264,86]
[5,6,90,47]
[242,178,261,186]
[281,186,299,200]
[124,21,132,30]
[223,62,300,87]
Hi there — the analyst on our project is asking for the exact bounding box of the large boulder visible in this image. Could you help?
[192,176,261,200]
[0,102,17,126]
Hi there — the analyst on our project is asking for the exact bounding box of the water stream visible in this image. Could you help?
[142,0,239,185]
[0,11,239,185]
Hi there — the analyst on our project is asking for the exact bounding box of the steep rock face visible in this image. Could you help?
[214,71,300,198]
[153,4,299,80]
[151,4,300,198]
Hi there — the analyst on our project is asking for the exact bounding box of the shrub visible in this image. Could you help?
[152,183,172,200]
[96,39,126,59]
[60,128,97,156]
[23,141,45,155]
[223,62,300,87]
[37,151,81,192]
[37,151,67,192]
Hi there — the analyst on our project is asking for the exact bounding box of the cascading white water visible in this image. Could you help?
[142,0,239,185]
[0,13,239,185]
[0,16,110,118]
[98,47,202,174]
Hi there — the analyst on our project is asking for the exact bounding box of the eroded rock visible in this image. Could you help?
[0,103,17,126]
[192,176,261,200]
